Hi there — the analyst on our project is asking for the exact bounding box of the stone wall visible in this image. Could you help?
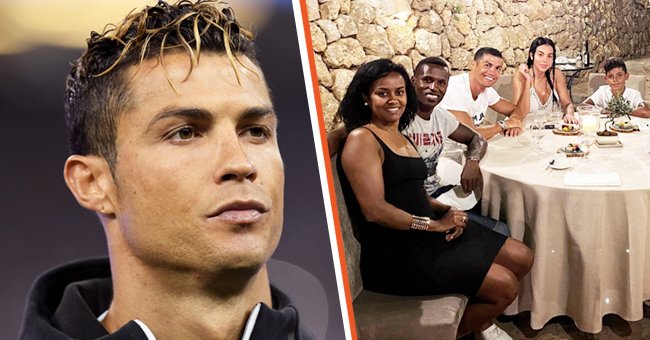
[310,0,650,129]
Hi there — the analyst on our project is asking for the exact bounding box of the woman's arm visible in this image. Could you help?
[341,128,464,233]
[513,64,532,116]
[554,69,578,123]
[429,197,452,215]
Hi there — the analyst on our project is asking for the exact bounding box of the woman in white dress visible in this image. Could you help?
[513,37,578,124]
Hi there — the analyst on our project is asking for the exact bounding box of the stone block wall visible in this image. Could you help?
[310,0,650,129]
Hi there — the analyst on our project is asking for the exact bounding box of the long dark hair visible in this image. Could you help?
[527,37,558,106]
[337,59,417,132]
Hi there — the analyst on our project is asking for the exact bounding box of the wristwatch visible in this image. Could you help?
[467,155,481,162]
[497,120,507,131]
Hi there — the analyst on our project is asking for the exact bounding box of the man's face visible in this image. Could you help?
[412,64,450,109]
[110,53,284,274]
[470,54,503,88]
[605,67,629,94]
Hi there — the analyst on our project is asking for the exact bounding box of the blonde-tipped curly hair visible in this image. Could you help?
[65,0,257,171]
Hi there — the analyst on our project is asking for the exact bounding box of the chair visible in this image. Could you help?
[587,73,646,99]
[487,74,513,122]
[332,155,468,339]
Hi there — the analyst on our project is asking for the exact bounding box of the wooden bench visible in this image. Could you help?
[332,156,468,339]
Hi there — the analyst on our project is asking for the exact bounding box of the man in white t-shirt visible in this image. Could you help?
[403,57,509,235]
[403,57,483,197]
[580,58,650,118]
[405,57,513,340]
[440,48,525,140]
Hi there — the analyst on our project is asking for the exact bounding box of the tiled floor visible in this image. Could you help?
[493,56,650,340]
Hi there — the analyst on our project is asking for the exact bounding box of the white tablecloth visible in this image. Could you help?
[480,121,650,333]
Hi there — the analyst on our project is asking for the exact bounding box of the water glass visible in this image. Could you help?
[577,104,600,140]
[550,110,563,128]
[530,120,545,153]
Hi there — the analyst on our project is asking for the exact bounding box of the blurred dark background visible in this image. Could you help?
[0,1,344,338]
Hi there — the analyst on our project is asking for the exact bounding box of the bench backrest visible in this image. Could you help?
[331,155,363,299]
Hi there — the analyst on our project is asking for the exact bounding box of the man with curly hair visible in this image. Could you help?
[18,1,315,339]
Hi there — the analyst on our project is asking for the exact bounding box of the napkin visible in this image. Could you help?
[436,158,480,210]
[563,172,621,186]
[436,185,480,211]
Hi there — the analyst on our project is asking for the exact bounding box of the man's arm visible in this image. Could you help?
[489,98,524,137]
[632,102,650,118]
[448,108,518,140]
[448,123,487,193]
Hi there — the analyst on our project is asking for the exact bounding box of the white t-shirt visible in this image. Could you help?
[403,106,459,196]
[439,73,501,126]
[588,85,645,109]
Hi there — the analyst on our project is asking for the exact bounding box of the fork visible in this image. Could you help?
[545,159,555,171]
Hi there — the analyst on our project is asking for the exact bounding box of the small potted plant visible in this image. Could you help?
[603,94,633,131]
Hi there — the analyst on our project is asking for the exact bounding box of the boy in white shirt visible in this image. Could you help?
[581,58,650,118]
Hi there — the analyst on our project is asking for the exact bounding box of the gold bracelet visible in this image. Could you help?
[410,215,430,231]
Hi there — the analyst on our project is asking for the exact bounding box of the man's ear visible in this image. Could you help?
[63,155,117,215]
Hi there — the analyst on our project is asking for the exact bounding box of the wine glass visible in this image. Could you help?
[530,116,545,154]
[549,103,563,129]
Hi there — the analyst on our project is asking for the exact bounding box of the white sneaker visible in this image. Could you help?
[481,323,513,340]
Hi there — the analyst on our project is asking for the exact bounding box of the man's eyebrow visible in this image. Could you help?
[240,106,276,121]
[146,107,214,132]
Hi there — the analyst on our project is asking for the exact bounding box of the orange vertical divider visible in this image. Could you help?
[296,0,358,339]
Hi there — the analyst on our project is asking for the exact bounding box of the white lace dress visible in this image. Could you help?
[529,86,560,113]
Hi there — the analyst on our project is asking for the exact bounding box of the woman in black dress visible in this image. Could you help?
[337,59,533,339]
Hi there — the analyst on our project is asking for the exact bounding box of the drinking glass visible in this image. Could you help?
[530,118,545,153]
[549,110,563,129]
[577,104,600,149]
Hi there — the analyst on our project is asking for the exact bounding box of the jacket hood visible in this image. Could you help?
[19,258,314,340]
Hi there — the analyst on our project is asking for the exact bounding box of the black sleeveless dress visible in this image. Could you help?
[338,129,507,296]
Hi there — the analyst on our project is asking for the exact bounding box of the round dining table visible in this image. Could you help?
[479,118,650,333]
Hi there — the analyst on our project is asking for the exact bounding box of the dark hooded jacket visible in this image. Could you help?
[19,258,314,340]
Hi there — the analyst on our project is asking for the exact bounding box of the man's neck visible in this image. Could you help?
[468,74,485,100]
[104,252,272,340]
[416,103,434,120]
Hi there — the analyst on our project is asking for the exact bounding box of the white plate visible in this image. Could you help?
[550,161,572,170]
